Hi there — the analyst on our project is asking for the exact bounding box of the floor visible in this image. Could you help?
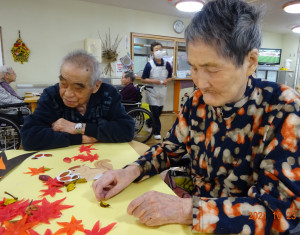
[144,112,178,146]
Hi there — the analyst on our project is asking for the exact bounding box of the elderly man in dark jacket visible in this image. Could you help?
[21,50,135,150]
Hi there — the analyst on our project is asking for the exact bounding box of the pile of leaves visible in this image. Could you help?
[0,144,116,234]
[0,196,116,234]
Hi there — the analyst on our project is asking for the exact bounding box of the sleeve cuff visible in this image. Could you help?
[69,134,82,145]
[85,123,98,138]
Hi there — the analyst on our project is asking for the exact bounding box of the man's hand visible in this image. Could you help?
[92,165,141,201]
[82,135,98,144]
[51,118,76,134]
[127,191,193,226]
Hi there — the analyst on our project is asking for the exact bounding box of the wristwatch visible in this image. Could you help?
[75,123,83,134]
[160,80,164,85]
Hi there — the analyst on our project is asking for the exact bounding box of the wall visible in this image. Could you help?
[0,0,299,112]
[0,0,192,111]
[281,35,300,83]
[261,31,283,49]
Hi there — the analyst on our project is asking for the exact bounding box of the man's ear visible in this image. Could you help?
[246,49,258,77]
[92,81,102,94]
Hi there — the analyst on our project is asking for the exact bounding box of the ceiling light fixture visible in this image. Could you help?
[175,0,204,13]
[292,25,300,33]
[282,1,300,13]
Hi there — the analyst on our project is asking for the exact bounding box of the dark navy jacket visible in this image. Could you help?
[21,83,135,150]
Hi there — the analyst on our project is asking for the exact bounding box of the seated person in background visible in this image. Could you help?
[21,50,135,151]
[0,65,24,105]
[120,71,139,102]
[92,0,299,234]
[0,65,30,124]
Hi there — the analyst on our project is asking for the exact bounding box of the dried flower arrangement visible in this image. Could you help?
[98,29,122,77]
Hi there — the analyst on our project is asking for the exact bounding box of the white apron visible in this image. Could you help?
[145,60,168,106]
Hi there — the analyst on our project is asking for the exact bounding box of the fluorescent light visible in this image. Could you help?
[175,0,204,13]
[282,1,300,14]
[292,25,300,33]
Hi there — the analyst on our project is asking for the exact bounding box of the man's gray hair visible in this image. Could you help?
[60,50,101,87]
[185,0,264,67]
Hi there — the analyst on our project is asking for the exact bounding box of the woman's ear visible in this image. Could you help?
[246,49,259,77]
[92,81,102,94]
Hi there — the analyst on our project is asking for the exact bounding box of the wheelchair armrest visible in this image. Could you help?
[0,102,28,109]
[122,100,138,104]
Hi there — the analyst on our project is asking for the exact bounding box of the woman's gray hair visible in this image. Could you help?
[60,50,101,87]
[185,0,264,67]
[0,65,13,80]
[124,70,135,82]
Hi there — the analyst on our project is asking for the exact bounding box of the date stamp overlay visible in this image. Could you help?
[248,211,296,220]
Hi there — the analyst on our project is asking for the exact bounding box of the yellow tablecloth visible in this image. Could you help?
[1,142,191,234]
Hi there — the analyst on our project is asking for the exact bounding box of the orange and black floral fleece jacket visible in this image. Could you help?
[132,76,300,234]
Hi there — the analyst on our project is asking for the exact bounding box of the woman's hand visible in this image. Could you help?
[92,165,141,201]
[127,191,193,226]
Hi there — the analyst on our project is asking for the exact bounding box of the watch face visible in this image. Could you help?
[174,20,184,34]
[75,123,83,130]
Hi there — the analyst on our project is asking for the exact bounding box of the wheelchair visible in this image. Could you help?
[0,103,31,150]
[122,84,154,143]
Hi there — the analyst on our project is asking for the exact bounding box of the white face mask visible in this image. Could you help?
[153,50,166,60]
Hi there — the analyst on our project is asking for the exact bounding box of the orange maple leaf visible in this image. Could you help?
[24,166,50,176]
[53,215,84,235]
[3,214,38,235]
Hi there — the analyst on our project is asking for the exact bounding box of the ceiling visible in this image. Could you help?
[79,0,300,35]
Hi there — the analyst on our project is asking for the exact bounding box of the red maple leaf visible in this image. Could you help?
[44,229,53,235]
[28,229,39,235]
[40,187,63,197]
[24,166,50,176]
[3,214,39,235]
[0,199,30,225]
[72,154,86,161]
[73,153,99,163]
[0,226,5,234]
[43,177,64,188]
[0,198,6,209]
[78,144,97,154]
[53,215,84,235]
[27,197,73,224]
[84,220,116,235]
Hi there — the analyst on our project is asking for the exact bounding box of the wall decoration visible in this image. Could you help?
[98,29,122,77]
[84,38,102,63]
[11,30,30,64]
[0,26,4,66]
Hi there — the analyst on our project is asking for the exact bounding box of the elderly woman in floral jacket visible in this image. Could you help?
[92,0,300,234]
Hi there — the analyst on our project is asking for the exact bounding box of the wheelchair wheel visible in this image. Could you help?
[0,114,21,150]
[127,107,154,143]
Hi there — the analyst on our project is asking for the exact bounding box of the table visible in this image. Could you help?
[24,95,40,113]
[0,141,191,234]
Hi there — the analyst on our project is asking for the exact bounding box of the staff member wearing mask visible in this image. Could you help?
[141,42,172,140]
